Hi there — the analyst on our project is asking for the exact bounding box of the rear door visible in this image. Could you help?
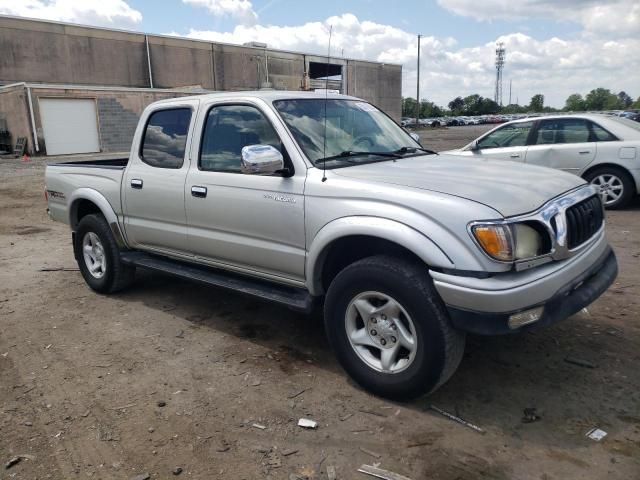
[525,118,596,173]
[185,100,307,283]
[460,121,533,162]
[123,101,198,255]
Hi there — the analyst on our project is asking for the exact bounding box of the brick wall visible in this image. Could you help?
[97,97,139,153]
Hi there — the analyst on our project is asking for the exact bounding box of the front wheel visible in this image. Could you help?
[584,167,635,209]
[324,255,465,400]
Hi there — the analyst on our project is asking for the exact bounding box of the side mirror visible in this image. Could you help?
[469,140,480,151]
[410,132,421,143]
[241,145,284,175]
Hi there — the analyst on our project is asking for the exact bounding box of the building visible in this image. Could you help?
[0,15,402,156]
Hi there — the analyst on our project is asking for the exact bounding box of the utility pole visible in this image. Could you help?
[509,79,512,105]
[415,34,422,127]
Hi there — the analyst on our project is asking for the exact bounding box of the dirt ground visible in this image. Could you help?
[1,126,639,480]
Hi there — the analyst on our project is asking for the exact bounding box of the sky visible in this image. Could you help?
[0,0,638,108]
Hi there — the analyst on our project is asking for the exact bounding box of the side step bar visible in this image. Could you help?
[120,251,315,313]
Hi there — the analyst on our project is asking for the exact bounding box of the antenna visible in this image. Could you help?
[494,42,506,106]
[321,25,332,183]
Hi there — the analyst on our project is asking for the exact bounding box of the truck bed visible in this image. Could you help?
[45,158,128,227]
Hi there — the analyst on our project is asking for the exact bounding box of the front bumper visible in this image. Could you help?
[431,239,617,335]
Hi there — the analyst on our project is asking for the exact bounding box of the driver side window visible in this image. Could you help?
[199,104,282,173]
[477,121,533,149]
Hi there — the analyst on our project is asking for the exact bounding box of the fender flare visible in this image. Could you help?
[306,216,454,296]
[68,188,128,248]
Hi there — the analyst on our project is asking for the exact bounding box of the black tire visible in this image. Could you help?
[324,255,465,400]
[584,166,635,210]
[74,214,135,293]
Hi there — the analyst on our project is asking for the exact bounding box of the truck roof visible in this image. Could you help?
[152,90,362,105]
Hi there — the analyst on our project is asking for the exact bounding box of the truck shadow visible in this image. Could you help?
[115,269,635,452]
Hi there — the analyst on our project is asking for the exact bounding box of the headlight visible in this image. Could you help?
[513,224,543,259]
[472,223,545,262]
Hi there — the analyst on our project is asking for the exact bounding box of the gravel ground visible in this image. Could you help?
[1,127,639,480]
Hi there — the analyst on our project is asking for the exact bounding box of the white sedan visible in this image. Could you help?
[443,114,640,208]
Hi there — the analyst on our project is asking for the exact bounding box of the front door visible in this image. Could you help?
[185,102,306,283]
[467,121,534,162]
[123,104,196,255]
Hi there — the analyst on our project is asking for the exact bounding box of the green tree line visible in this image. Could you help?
[402,88,640,118]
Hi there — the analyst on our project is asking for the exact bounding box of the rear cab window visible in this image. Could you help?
[140,108,192,168]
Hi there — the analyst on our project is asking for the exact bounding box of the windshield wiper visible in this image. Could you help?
[394,146,439,155]
[316,150,403,164]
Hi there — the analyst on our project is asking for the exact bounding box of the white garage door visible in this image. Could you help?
[39,98,100,155]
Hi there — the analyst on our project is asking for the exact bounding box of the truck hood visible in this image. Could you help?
[331,154,586,217]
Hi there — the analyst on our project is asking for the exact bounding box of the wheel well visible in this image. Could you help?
[583,163,636,194]
[72,199,102,229]
[319,235,424,293]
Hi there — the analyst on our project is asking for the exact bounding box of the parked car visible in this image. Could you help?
[443,114,640,208]
[45,92,617,399]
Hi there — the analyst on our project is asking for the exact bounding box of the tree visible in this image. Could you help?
[479,98,500,114]
[633,96,640,109]
[501,103,526,114]
[448,96,464,115]
[420,100,443,118]
[529,94,544,112]
[564,93,586,112]
[617,91,633,109]
[461,94,482,115]
[402,97,418,117]
[584,88,621,111]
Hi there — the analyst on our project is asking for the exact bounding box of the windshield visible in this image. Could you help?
[273,99,422,167]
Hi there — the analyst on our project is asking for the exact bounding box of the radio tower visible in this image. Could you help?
[494,43,506,106]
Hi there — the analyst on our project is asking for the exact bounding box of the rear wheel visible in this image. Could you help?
[584,167,635,209]
[324,255,465,400]
[74,214,135,293]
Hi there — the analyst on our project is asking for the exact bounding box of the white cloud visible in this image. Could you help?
[182,0,257,25]
[0,0,142,28]
[177,13,640,108]
[437,0,640,37]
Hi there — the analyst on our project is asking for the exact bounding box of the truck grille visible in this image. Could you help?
[566,195,603,249]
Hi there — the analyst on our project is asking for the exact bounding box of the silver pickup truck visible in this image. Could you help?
[45,91,617,399]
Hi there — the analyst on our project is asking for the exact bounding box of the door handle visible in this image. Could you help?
[510,153,520,158]
[579,150,591,154]
[191,186,207,198]
[130,178,143,189]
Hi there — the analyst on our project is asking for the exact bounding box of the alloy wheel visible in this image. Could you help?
[82,232,107,279]
[345,291,418,373]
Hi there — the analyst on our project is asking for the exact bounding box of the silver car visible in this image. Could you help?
[443,114,640,208]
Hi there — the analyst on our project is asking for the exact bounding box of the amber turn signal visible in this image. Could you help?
[472,225,513,261]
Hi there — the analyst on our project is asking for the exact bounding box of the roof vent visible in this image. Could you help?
[243,41,267,49]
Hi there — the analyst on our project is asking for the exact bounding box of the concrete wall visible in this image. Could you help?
[0,85,32,153]
[0,17,149,87]
[148,36,214,89]
[0,16,401,119]
[346,61,402,120]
